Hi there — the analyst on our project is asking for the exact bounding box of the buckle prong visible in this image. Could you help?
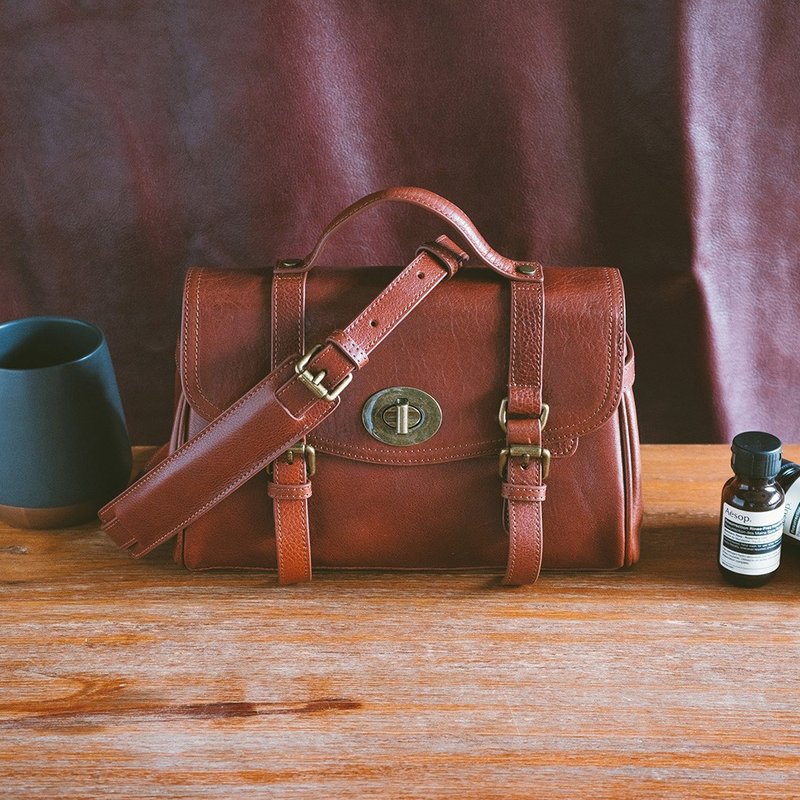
[284,443,316,477]
[498,445,551,479]
[270,443,316,478]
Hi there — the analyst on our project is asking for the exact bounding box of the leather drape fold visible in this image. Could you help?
[1,1,797,443]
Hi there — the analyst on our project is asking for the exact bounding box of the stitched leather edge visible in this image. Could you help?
[181,266,626,449]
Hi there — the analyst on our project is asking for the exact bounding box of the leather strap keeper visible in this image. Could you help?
[502,484,548,502]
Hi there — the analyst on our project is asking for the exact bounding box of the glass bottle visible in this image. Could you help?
[718,431,784,588]
[776,459,800,549]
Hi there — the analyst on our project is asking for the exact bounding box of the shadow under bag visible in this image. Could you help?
[100,188,642,586]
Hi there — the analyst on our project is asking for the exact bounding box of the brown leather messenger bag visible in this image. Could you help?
[99,188,641,586]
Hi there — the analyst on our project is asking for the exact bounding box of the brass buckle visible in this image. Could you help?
[498,445,551,480]
[270,443,316,478]
[498,398,549,433]
[285,443,316,477]
[295,345,353,401]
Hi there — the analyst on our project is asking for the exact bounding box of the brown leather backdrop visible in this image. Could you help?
[1,2,798,444]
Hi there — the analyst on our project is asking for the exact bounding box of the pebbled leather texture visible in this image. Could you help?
[269,267,312,585]
[99,189,642,583]
[501,280,546,586]
[99,238,465,558]
[166,202,639,578]
[174,258,639,575]
[184,267,625,457]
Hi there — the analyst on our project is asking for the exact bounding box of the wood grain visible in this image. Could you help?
[1,445,799,799]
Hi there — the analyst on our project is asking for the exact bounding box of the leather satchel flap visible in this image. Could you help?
[179,264,626,463]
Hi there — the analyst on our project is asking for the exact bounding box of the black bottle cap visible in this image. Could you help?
[731,431,783,480]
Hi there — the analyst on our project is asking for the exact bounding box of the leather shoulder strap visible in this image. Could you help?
[99,236,468,558]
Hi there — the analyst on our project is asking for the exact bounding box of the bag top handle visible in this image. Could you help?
[293,187,543,282]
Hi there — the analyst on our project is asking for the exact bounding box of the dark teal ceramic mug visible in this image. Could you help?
[0,317,131,528]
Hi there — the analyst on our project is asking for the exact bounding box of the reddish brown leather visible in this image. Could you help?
[171,276,638,577]
[173,259,638,575]
[267,481,312,501]
[303,187,542,280]
[501,280,546,586]
[270,268,312,585]
[100,189,641,584]
[184,270,626,452]
[98,239,468,557]
[269,457,312,584]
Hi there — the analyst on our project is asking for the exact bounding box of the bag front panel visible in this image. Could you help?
[174,263,639,572]
[177,401,630,571]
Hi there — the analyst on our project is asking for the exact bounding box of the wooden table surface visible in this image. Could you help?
[2,445,799,799]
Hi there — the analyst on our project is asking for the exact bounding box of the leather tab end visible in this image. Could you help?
[278,565,313,586]
[99,513,140,556]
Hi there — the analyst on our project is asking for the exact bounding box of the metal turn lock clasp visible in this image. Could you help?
[382,397,422,436]
[362,387,442,446]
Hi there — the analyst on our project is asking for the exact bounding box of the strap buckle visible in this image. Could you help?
[295,345,353,401]
[285,443,316,477]
[498,445,551,480]
[270,443,316,478]
[498,398,549,433]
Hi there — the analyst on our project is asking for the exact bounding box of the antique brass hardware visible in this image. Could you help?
[362,387,442,446]
[498,399,550,479]
[268,443,316,478]
[498,445,551,480]
[295,345,353,401]
[283,443,316,477]
[498,398,549,433]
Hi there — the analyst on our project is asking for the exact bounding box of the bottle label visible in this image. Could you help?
[720,503,783,575]
[783,480,800,541]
